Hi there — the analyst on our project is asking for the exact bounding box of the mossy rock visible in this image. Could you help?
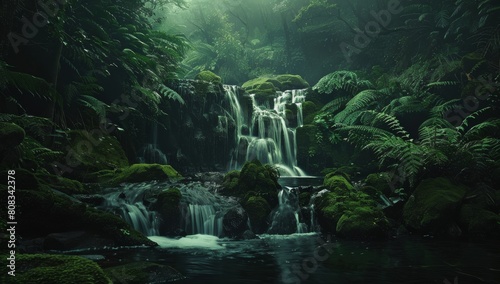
[12,184,155,246]
[241,74,309,97]
[0,122,25,149]
[403,178,468,233]
[0,254,111,284]
[458,204,500,237]
[153,187,182,235]
[195,70,222,84]
[324,174,353,191]
[67,130,129,175]
[364,172,392,196]
[314,187,379,234]
[101,164,182,185]
[105,261,184,283]
[302,101,319,124]
[274,74,309,90]
[244,196,271,234]
[241,77,278,97]
[336,206,390,239]
[221,170,240,192]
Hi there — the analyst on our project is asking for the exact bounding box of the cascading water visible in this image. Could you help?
[103,183,160,236]
[225,85,308,176]
[267,187,309,234]
[138,122,168,164]
[179,182,242,236]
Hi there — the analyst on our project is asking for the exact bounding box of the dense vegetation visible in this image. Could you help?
[1,0,500,281]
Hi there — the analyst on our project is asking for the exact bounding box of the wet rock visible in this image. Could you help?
[223,207,249,238]
[43,231,113,251]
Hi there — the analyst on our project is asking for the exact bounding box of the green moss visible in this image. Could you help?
[154,187,182,227]
[0,254,111,284]
[274,74,309,90]
[0,122,25,148]
[364,172,392,196]
[195,70,222,84]
[241,74,309,97]
[336,206,389,239]
[403,178,467,233]
[302,101,319,124]
[314,179,381,235]
[324,174,353,191]
[102,163,182,185]
[244,196,271,233]
[221,170,240,192]
[242,77,278,97]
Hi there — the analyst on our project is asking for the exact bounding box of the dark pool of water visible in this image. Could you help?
[74,234,500,284]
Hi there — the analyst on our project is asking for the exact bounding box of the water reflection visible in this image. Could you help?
[85,234,499,284]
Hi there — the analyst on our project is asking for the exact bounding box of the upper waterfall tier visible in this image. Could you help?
[225,85,308,176]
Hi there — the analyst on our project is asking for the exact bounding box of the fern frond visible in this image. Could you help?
[159,84,185,105]
[366,111,411,140]
[334,89,380,124]
[79,95,109,120]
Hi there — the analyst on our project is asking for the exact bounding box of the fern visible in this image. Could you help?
[159,84,185,105]
[313,71,373,95]
[79,95,109,120]
[334,89,380,124]
[366,111,411,140]
[0,61,61,103]
[426,81,460,88]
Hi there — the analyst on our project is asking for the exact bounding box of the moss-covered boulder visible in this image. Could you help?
[221,170,240,192]
[336,206,390,239]
[241,77,279,97]
[364,172,392,196]
[458,205,500,237]
[66,130,129,178]
[0,122,25,149]
[105,261,184,283]
[302,101,319,124]
[241,74,309,97]
[100,163,181,185]
[195,70,222,84]
[324,174,353,191]
[403,178,467,234]
[314,173,390,237]
[152,187,182,235]
[11,184,155,247]
[244,196,271,234]
[274,74,310,90]
[221,160,280,206]
[0,254,111,283]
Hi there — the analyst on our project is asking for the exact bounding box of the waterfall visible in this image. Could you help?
[267,187,309,234]
[225,86,308,176]
[179,182,240,236]
[103,183,160,236]
[138,122,168,164]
